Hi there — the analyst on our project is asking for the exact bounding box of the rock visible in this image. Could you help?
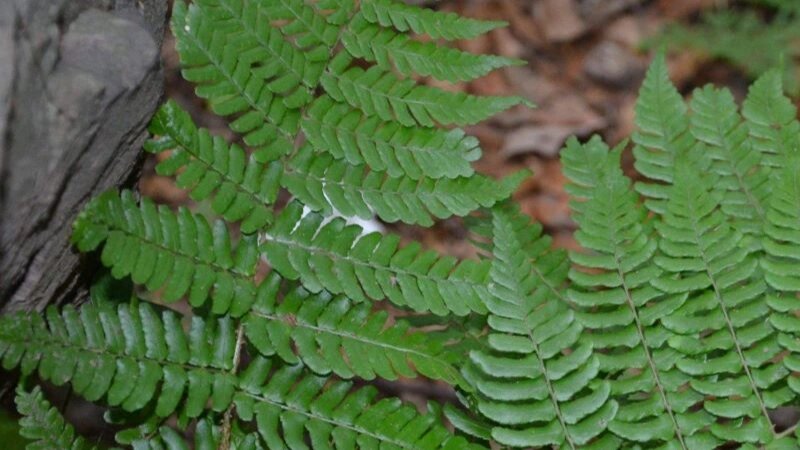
[606,16,648,48]
[577,0,644,26]
[584,41,643,88]
[533,0,586,43]
[0,0,167,312]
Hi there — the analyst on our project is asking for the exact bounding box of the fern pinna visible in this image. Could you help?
[6,0,800,448]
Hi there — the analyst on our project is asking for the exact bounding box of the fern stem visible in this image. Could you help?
[219,323,245,450]
[775,422,799,439]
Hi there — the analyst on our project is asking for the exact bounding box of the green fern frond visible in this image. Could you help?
[474,203,571,302]
[172,0,299,162]
[653,162,791,445]
[632,53,696,214]
[123,417,261,450]
[689,85,769,236]
[1,302,238,417]
[303,96,480,180]
[15,384,98,450]
[145,101,279,233]
[359,0,506,40]
[743,69,800,168]
[243,272,468,388]
[4,302,475,450]
[193,0,316,107]
[463,205,617,449]
[342,13,522,83]
[260,0,340,58]
[282,144,525,226]
[72,190,260,315]
[263,201,492,316]
[233,361,486,450]
[762,153,800,395]
[321,54,531,128]
[562,136,705,447]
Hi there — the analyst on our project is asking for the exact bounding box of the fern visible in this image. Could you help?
[263,201,493,316]
[742,68,800,168]
[457,205,618,449]
[12,0,800,448]
[15,385,98,450]
[72,190,261,315]
[689,85,769,237]
[1,300,478,449]
[242,272,468,388]
[632,53,696,214]
[562,136,702,447]
[654,6,800,94]
[145,101,280,233]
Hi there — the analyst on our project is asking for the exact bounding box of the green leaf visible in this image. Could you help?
[263,201,492,316]
[360,0,506,40]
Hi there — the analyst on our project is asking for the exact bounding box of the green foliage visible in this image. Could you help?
[8,0,800,448]
[459,205,618,448]
[263,201,493,316]
[242,272,468,387]
[3,0,526,448]
[15,385,97,450]
[654,4,800,93]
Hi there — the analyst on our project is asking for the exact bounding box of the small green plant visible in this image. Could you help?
[655,0,800,93]
[4,0,800,448]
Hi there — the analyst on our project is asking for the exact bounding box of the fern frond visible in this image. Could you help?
[172,0,298,162]
[72,190,260,315]
[632,53,696,213]
[123,417,261,450]
[689,85,769,236]
[761,154,800,395]
[233,362,486,450]
[653,163,791,445]
[1,302,238,417]
[243,272,468,388]
[15,384,98,450]
[303,96,480,180]
[263,201,492,316]
[321,54,531,128]
[359,0,506,40]
[145,101,279,233]
[193,0,316,108]
[342,13,521,83]
[5,302,476,450]
[562,136,705,448]
[464,206,617,449]
[469,203,571,302]
[282,144,525,226]
[260,0,340,58]
[742,68,800,168]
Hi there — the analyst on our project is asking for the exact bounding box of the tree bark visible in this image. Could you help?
[0,0,168,312]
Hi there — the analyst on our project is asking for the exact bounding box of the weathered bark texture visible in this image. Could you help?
[0,0,168,312]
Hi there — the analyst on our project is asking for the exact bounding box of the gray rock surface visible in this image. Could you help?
[0,0,167,312]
